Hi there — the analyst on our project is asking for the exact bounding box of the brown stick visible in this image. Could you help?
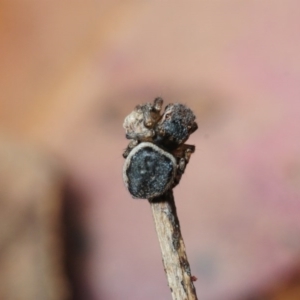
[150,191,198,300]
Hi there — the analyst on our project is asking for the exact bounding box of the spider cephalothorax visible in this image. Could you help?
[122,97,163,158]
[122,98,197,200]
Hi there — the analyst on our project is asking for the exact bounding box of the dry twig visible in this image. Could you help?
[150,191,198,300]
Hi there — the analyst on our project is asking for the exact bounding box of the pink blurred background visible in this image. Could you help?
[1,1,300,299]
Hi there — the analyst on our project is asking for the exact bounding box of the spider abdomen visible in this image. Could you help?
[123,142,176,199]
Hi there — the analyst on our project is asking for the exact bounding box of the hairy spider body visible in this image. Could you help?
[123,98,197,199]
[154,103,197,149]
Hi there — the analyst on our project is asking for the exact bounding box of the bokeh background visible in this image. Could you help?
[1,1,300,299]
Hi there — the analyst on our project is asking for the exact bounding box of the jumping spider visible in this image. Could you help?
[123,97,197,200]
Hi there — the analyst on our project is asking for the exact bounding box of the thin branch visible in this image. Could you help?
[150,191,198,300]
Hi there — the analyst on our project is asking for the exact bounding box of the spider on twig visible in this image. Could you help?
[122,97,197,200]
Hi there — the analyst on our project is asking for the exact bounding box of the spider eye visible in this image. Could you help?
[165,113,171,120]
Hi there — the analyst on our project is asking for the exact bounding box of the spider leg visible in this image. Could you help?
[153,97,163,112]
[172,144,195,188]
[188,122,198,135]
[126,129,155,141]
[123,139,139,158]
[142,98,163,128]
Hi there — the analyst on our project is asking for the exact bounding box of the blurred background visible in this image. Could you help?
[1,1,300,299]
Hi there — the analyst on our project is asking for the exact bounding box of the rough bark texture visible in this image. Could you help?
[0,138,71,300]
[150,191,198,300]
